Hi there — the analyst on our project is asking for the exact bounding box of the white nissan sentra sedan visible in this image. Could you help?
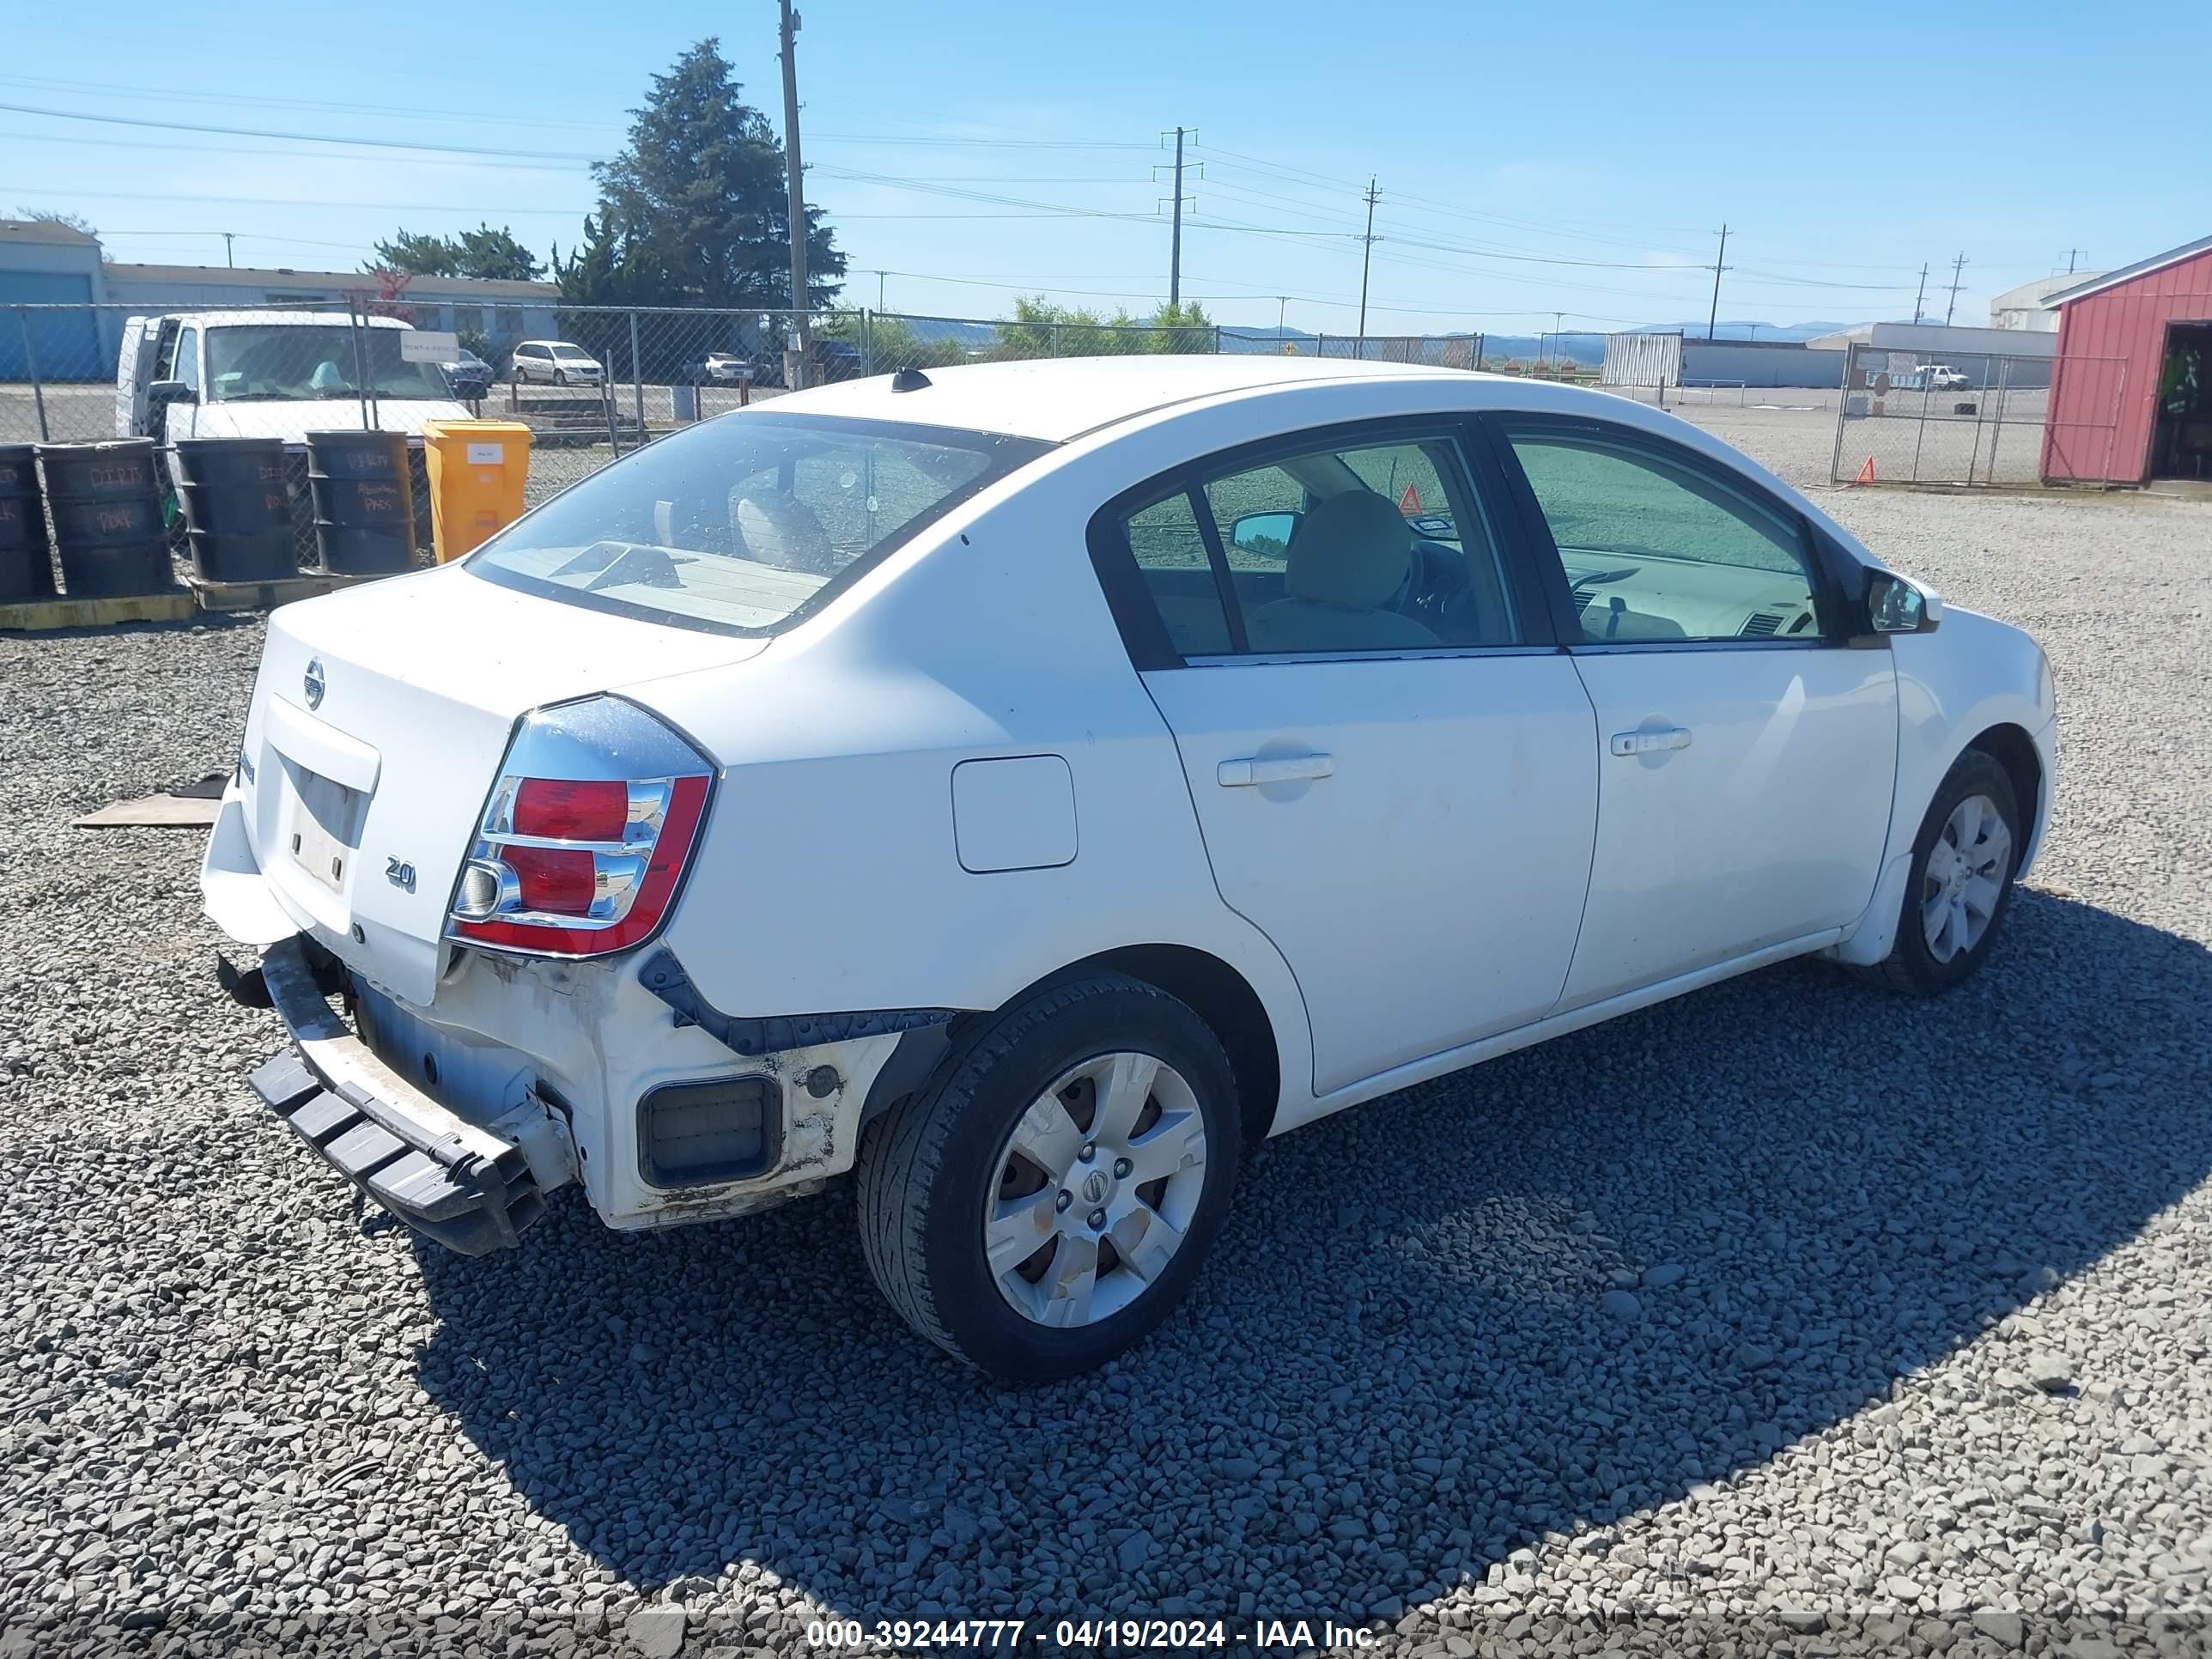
[202,356,2056,1379]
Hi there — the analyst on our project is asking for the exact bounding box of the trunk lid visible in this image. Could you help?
[241,563,764,1006]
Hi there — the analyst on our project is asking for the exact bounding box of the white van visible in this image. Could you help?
[116,311,472,459]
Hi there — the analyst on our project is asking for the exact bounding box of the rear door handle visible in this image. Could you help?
[1218,753,1334,787]
[1609,726,1692,757]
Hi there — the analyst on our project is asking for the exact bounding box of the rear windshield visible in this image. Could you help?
[467,413,1049,635]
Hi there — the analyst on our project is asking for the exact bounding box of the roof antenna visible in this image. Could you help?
[890,366,932,392]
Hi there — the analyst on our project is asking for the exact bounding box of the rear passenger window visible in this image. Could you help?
[1200,434,1518,654]
[1122,492,1232,657]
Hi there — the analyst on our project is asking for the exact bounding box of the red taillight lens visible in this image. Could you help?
[513,778,629,842]
[447,699,714,960]
[505,844,596,915]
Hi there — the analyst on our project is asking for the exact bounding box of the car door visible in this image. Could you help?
[1485,416,1899,1009]
[169,325,202,443]
[1091,418,1598,1098]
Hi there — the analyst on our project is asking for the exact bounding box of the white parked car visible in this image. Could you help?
[509,340,604,386]
[201,357,2057,1379]
[1918,363,1972,392]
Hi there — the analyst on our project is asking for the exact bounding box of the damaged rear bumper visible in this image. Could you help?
[250,935,564,1255]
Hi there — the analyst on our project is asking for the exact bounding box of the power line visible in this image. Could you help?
[13,185,586,216]
[0,100,601,161]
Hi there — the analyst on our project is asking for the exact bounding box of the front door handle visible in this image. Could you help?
[1609,726,1692,757]
[1218,753,1334,787]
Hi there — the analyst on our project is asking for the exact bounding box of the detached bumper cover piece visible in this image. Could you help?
[638,946,957,1058]
[251,936,544,1255]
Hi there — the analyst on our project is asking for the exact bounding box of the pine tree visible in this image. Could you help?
[582,38,843,310]
[370,224,544,282]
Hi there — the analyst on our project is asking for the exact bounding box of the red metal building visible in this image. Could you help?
[2041,233,2212,484]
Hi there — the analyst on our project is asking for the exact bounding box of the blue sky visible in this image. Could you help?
[4,0,2203,335]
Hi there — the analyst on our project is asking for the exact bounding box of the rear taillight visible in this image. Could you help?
[447,698,714,958]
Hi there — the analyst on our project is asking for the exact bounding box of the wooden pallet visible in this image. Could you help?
[0,589,197,632]
[187,570,385,613]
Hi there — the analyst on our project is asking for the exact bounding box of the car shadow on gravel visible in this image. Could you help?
[410,889,2212,1620]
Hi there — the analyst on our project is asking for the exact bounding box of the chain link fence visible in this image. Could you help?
[2,296,1490,579]
[1828,342,2119,487]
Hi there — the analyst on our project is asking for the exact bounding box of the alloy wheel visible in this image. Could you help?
[982,1051,1209,1328]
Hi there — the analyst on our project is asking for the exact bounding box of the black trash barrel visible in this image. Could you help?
[38,440,174,598]
[173,436,296,582]
[305,430,414,573]
[0,443,53,603]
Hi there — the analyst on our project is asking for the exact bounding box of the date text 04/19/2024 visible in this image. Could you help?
[805,1620,1381,1650]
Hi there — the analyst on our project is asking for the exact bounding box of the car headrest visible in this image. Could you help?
[732,491,834,574]
[1284,491,1411,610]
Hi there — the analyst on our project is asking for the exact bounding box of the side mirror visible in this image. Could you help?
[147,379,197,408]
[1866,569,1941,634]
[1229,510,1299,559]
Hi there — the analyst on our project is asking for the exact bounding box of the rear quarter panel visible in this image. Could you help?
[632,432,1318,1113]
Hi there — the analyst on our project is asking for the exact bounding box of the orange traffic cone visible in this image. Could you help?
[1855,456,1878,485]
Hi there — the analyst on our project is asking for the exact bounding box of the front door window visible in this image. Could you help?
[1504,430,1824,643]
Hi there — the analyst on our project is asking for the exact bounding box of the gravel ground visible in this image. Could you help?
[3,408,2209,1657]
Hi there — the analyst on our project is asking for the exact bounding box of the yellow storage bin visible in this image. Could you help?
[421,420,534,563]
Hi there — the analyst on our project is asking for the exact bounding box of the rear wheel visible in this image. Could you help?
[1863,749,2022,995]
[856,975,1241,1380]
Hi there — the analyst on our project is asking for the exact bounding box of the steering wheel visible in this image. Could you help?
[1395,539,1468,635]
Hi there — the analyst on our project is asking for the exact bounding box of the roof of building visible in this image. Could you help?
[2046,234,2212,307]
[0,218,101,248]
[1990,272,2106,313]
[775,353,1500,443]
[152,310,414,329]
[105,262,556,300]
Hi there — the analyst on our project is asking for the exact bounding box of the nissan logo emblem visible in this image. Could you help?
[303,659,325,710]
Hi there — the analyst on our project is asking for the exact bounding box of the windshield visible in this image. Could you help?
[468,413,1049,635]
[204,325,451,402]
[551,345,594,360]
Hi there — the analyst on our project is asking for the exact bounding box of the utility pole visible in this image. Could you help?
[862,269,887,311]
[1357,177,1381,349]
[777,0,811,387]
[1153,128,1196,307]
[1705,222,1729,340]
[2063,247,2082,274]
[1276,295,1288,339]
[222,231,234,269]
[1943,250,1968,325]
[1170,127,1185,307]
[1911,262,1929,324]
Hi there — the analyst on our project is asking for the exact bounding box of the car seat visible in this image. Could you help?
[1244,491,1440,653]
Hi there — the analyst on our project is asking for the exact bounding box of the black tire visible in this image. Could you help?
[856,974,1242,1381]
[1860,749,2022,995]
